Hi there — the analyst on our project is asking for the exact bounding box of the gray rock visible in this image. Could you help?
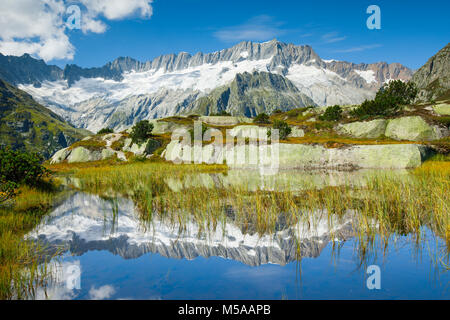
[67,147,101,163]
[164,140,429,169]
[337,119,387,139]
[385,116,442,141]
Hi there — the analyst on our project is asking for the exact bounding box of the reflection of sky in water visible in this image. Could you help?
[28,189,449,300]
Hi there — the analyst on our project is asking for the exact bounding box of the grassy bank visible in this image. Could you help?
[0,184,64,299]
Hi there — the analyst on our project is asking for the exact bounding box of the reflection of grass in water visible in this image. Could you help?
[0,184,65,299]
[70,160,449,269]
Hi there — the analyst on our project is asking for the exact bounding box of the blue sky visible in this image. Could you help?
[2,0,449,70]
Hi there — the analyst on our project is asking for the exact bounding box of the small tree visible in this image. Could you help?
[319,105,343,121]
[97,127,114,135]
[130,120,154,145]
[254,113,271,124]
[269,120,292,140]
[375,80,418,105]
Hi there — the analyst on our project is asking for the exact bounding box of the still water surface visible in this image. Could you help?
[27,170,449,300]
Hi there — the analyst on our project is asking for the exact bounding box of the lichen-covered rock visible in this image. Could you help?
[50,148,72,164]
[122,138,148,155]
[68,147,101,163]
[337,119,387,139]
[288,126,305,138]
[228,125,267,138]
[432,103,450,115]
[385,116,442,141]
[101,148,116,160]
[199,116,252,126]
[149,120,190,134]
[164,140,429,169]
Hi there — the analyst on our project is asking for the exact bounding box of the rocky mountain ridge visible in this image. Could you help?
[0,40,413,132]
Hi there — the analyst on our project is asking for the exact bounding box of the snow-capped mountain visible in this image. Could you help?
[0,40,413,132]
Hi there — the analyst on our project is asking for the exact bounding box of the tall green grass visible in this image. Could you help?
[71,160,449,253]
[0,185,64,299]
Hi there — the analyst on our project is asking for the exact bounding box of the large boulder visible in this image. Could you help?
[385,116,442,141]
[337,119,387,139]
[199,116,252,126]
[67,147,101,163]
[101,148,116,160]
[122,138,148,155]
[149,120,190,135]
[164,140,429,169]
[288,126,305,138]
[50,148,71,164]
[432,103,450,116]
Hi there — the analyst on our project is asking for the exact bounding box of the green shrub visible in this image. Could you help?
[254,113,271,124]
[130,120,154,145]
[97,127,114,135]
[0,148,50,203]
[268,120,292,140]
[375,80,418,105]
[319,105,342,121]
[144,139,162,155]
[211,110,231,116]
[352,80,418,118]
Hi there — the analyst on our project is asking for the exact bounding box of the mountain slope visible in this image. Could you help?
[0,79,89,158]
[184,71,315,116]
[412,42,450,101]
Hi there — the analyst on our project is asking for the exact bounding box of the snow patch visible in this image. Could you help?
[354,70,376,84]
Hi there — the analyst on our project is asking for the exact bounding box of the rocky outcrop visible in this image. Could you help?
[199,116,252,126]
[50,133,145,164]
[337,119,387,139]
[185,71,316,117]
[337,116,448,141]
[288,126,305,138]
[384,116,444,141]
[432,103,450,116]
[164,140,430,169]
[412,43,450,102]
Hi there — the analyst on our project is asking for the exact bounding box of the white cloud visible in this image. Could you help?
[0,0,153,61]
[322,32,347,44]
[89,285,116,300]
[334,44,382,53]
[80,0,152,20]
[214,15,287,42]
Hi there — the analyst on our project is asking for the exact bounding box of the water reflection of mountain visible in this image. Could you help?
[27,193,354,266]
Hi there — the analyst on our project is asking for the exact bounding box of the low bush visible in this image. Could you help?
[145,139,162,155]
[211,110,232,116]
[254,113,271,124]
[319,105,342,121]
[97,127,114,135]
[0,148,50,203]
[268,120,292,140]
